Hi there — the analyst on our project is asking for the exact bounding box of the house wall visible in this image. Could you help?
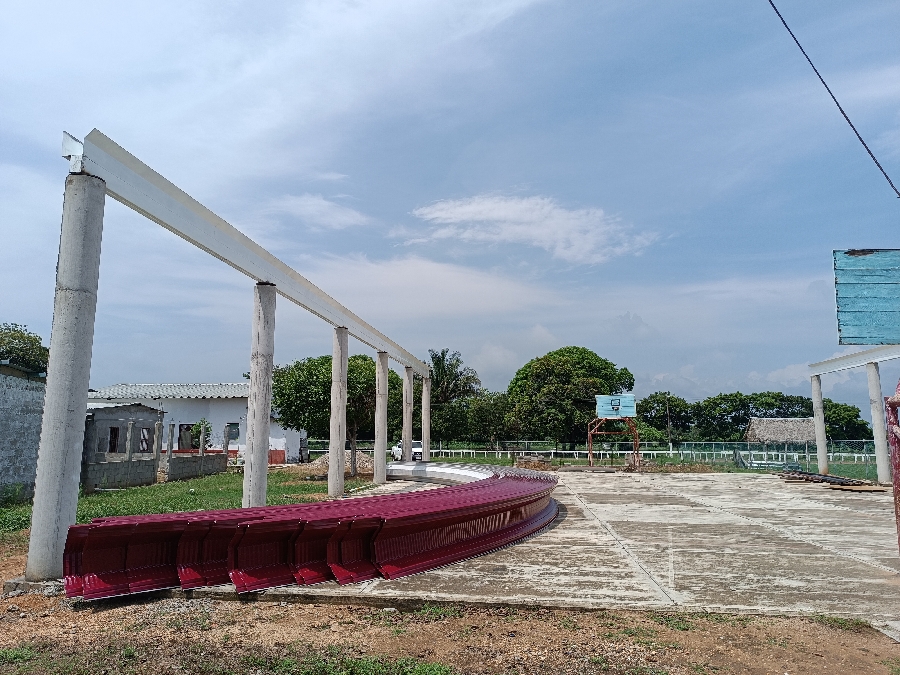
[0,372,45,502]
[85,395,303,460]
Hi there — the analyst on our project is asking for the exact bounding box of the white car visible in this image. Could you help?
[390,440,423,461]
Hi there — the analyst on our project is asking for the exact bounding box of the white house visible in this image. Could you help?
[86,383,305,461]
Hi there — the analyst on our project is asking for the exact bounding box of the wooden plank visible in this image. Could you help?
[835,249,900,345]
[824,484,886,492]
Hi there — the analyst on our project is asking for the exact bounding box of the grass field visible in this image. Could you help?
[0,469,372,534]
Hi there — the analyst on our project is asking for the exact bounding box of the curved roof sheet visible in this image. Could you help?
[88,383,249,400]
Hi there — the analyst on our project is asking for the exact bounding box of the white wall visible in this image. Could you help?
[85,395,304,457]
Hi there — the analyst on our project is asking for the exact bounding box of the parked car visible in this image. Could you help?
[390,441,423,461]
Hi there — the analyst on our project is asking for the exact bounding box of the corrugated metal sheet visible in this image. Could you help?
[63,463,558,600]
[88,383,250,400]
[834,249,900,345]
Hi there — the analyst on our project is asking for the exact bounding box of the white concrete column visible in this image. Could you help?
[242,282,276,508]
[125,422,135,461]
[866,362,891,484]
[223,424,230,454]
[374,351,389,484]
[328,326,349,497]
[811,374,829,475]
[198,423,206,457]
[422,376,431,461]
[152,421,162,461]
[167,423,175,454]
[26,173,106,581]
[402,366,414,461]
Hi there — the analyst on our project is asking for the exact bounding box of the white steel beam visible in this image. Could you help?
[808,344,900,376]
[62,130,429,376]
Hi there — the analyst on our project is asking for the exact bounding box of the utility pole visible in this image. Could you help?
[666,392,673,455]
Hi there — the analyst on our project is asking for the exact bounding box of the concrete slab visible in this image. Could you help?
[110,473,900,634]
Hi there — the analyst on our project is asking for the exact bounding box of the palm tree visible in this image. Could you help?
[428,349,481,404]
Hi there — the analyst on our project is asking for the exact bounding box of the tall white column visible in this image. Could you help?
[374,351,389,484]
[124,421,135,461]
[866,362,891,484]
[26,173,106,581]
[328,326,348,497]
[153,421,163,463]
[422,376,431,461]
[402,366,414,461]
[811,374,829,475]
[242,282,276,508]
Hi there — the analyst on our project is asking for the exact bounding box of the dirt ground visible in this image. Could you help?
[2,528,899,675]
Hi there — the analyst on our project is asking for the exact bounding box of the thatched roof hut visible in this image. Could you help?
[744,417,815,443]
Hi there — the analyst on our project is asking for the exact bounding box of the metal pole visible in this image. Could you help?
[422,376,431,461]
[402,366,414,461]
[26,173,106,581]
[866,362,891,484]
[811,374,829,475]
[328,326,348,497]
[242,282,276,507]
[374,351,388,485]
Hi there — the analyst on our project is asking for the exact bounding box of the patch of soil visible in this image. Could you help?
[0,531,27,584]
[639,462,716,473]
[0,593,896,674]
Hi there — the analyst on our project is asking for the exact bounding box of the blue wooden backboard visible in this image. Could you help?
[834,249,900,345]
[596,394,636,418]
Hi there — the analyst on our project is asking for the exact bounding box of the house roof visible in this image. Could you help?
[86,402,161,414]
[744,417,816,443]
[88,383,249,400]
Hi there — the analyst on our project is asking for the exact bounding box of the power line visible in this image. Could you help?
[766,0,900,199]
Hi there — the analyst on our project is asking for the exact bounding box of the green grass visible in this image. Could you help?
[0,470,372,534]
[807,614,871,633]
[882,657,900,675]
[0,641,454,675]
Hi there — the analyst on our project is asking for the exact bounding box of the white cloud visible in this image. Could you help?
[411,194,656,264]
[302,254,557,320]
[266,194,369,229]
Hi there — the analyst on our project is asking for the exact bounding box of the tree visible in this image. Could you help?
[506,346,634,445]
[466,391,510,449]
[691,393,753,441]
[428,348,481,442]
[823,399,871,440]
[636,392,693,440]
[0,323,49,373]
[274,354,404,466]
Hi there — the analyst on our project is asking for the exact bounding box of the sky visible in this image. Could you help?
[1,0,899,422]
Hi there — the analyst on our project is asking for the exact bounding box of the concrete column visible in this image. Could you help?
[374,351,389,485]
[422,376,431,461]
[26,173,106,581]
[125,422,135,461]
[402,366,414,461]
[328,326,349,497]
[811,374,829,475]
[152,422,162,462]
[198,423,206,457]
[167,423,175,454]
[242,282,276,508]
[223,424,230,454]
[866,362,891,484]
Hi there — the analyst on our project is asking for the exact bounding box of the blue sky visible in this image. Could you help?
[1,1,899,420]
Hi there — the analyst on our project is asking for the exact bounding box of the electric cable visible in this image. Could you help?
[767,0,900,199]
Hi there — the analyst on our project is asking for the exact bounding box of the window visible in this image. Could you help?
[108,426,119,453]
[140,427,152,452]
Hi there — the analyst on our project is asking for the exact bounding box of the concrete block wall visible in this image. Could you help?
[81,454,159,493]
[0,372,45,502]
[166,453,227,482]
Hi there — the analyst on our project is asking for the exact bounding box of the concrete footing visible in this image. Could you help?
[3,577,64,597]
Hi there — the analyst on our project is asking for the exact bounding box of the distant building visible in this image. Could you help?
[744,417,815,443]
[86,383,304,462]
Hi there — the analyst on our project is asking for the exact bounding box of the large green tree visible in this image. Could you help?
[0,323,49,374]
[823,400,871,440]
[466,391,511,449]
[273,355,403,456]
[636,392,693,440]
[506,346,634,445]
